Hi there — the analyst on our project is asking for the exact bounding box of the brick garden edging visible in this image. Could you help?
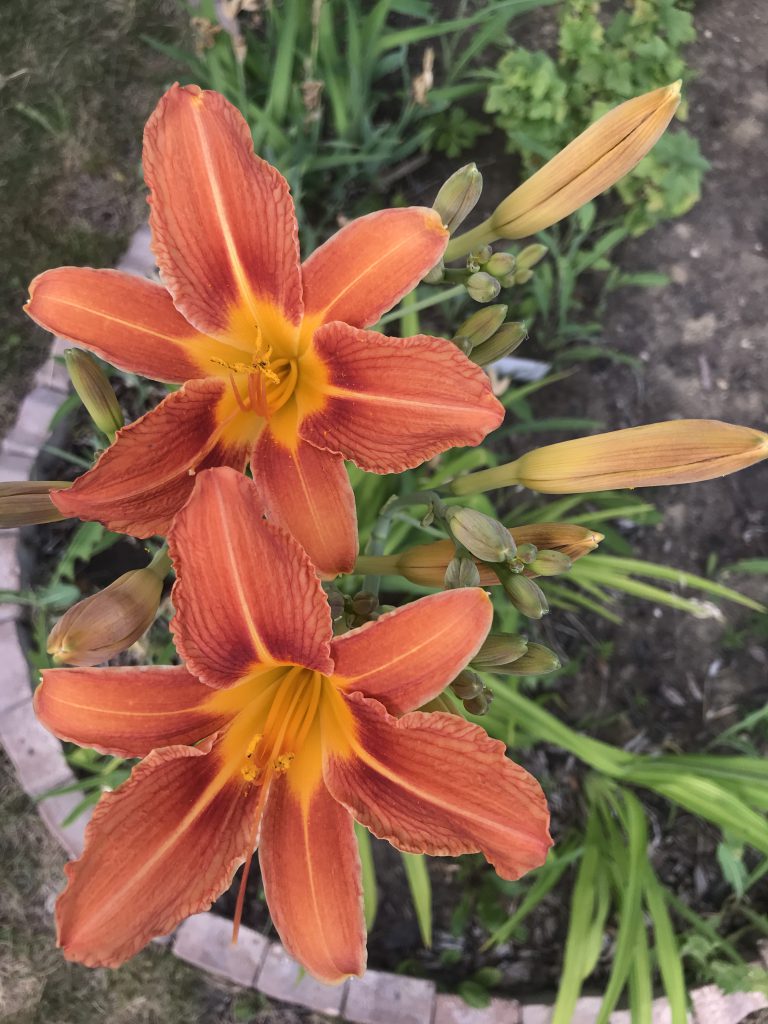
[1,227,768,1024]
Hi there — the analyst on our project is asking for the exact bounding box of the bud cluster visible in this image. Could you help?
[449,668,494,716]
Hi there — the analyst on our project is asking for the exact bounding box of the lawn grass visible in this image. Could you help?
[0,0,185,434]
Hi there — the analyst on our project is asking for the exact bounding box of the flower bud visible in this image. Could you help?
[470,244,493,265]
[466,272,501,303]
[471,633,528,668]
[423,262,445,285]
[510,523,603,561]
[485,252,517,279]
[516,244,548,272]
[433,163,483,234]
[47,550,170,666]
[0,481,72,528]
[491,642,561,676]
[528,550,572,576]
[502,573,549,619]
[463,685,494,716]
[451,420,768,495]
[420,693,463,716]
[65,349,124,440]
[489,83,682,239]
[470,322,528,366]
[513,543,538,565]
[511,269,533,286]
[445,507,516,563]
[444,556,482,590]
[454,305,509,348]
[351,591,379,617]
[450,669,484,700]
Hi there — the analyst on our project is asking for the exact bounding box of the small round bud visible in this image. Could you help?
[463,685,494,716]
[513,543,538,565]
[444,556,482,590]
[485,252,516,279]
[470,244,493,265]
[450,669,484,700]
[351,591,379,617]
[529,550,573,576]
[514,269,534,286]
[454,305,508,349]
[432,163,483,235]
[423,262,445,285]
[446,507,516,563]
[326,588,346,621]
[466,272,501,303]
[502,573,549,619]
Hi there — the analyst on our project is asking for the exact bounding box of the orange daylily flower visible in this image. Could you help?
[25,84,504,576]
[34,468,551,982]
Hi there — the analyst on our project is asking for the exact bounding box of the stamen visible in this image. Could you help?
[231,777,271,944]
[228,371,251,415]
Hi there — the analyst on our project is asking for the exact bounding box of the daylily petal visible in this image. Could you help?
[332,590,492,715]
[301,208,448,330]
[35,665,232,758]
[25,268,237,384]
[259,775,365,983]
[300,322,504,473]
[56,741,262,966]
[325,693,551,880]
[143,83,303,345]
[51,379,247,537]
[251,432,358,579]
[169,467,333,688]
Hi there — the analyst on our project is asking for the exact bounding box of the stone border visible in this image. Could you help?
[2,227,768,1023]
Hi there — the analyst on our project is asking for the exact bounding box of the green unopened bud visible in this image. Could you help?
[513,269,534,286]
[502,573,549,619]
[485,252,516,279]
[446,507,516,563]
[470,322,528,366]
[327,588,346,621]
[466,272,501,303]
[444,556,482,590]
[452,336,474,356]
[470,244,493,265]
[464,685,494,716]
[513,543,538,565]
[516,243,548,272]
[491,642,561,676]
[455,305,508,348]
[420,693,463,716]
[65,349,123,440]
[423,262,445,285]
[529,550,572,576]
[0,481,72,528]
[471,633,528,668]
[47,549,170,666]
[351,591,379,617]
[450,669,484,700]
[432,163,483,234]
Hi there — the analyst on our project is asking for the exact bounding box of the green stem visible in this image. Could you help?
[361,491,444,595]
[377,284,466,327]
[444,217,499,262]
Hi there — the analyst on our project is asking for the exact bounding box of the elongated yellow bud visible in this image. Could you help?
[65,349,124,440]
[490,82,681,239]
[47,550,170,666]
[444,83,681,259]
[452,420,768,495]
[0,481,72,528]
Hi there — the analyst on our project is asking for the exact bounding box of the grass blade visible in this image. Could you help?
[401,851,432,947]
[355,823,379,930]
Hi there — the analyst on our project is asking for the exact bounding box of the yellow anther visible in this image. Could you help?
[245,734,262,758]
[210,353,280,386]
[272,753,294,774]
[241,763,260,783]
